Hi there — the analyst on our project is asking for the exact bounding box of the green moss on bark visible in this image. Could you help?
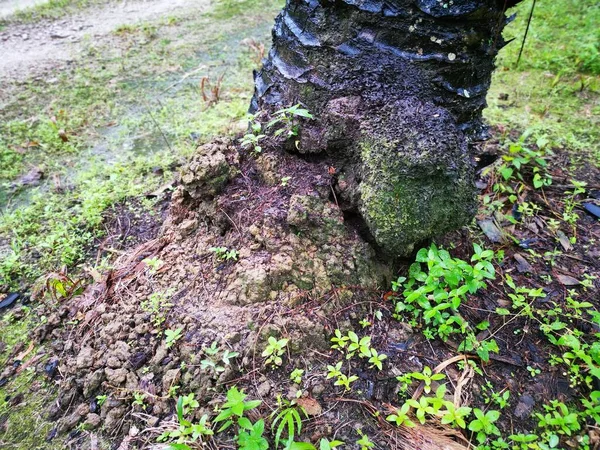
[358,137,475,256]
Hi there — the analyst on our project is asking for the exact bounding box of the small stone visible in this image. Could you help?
[478,218,504,243]
[58,412,81,433]
[105,368,128,385]
[146,416,160,427]
[179,219,198,235]
[106,356,122,369]
[83,413,101,430]
[257,380,271,397]
[83,369,105,397]
[162,369,181,393]
[104,406,127,430]
[76,347,94,369]
[311,383,326,397]
[75,403,89,417]
[514,394,535,419]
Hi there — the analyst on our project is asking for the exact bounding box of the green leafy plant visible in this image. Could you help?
[405,384,448,425]
[441,403,472,429]
[141,290,174,327]
[200,341,239,374]
[330,330,386,369]
[408,366,446,395]
[241,115,266,155]
[562,180,586,233]
[209,246,239,262]
[326,361,358,392]
[508,433,540,449]
[359,318,372,328]
[527,365,541,378]
[132,391,147,407]
[386,402,416,427]
[270,397,307,448]
[392,243,495,342]
[481,382,511,409]
[356,429,374,450]
[290,368,304,385]
[492,138,553,195]
[267,104,314,140]
[143,256,163,274]
[262,336,289,367]
[346,332,372,359]
[214,386,261,432]
[281,176,292,187]
[237,418,269,450]
[468,408,501,444]
[535,400,581,439]
[158,394,213,447]
[319,438,344,450]
[367,349,387,371]
[165,327,184,348]
[96,394,108,407]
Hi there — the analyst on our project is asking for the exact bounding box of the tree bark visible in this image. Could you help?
[252,0,522,256]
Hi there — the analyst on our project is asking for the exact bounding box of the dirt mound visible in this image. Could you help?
[40,139,407,446]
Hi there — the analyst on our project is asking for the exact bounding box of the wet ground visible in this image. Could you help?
[0,0,210,79]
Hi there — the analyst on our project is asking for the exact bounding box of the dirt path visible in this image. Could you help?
[0,0,49,19]
[0,0,212,80]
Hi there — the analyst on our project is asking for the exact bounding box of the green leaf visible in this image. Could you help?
[288,443,317,450]
[469,420,483,432]
[238,417,253,430]
[167,444,192,450]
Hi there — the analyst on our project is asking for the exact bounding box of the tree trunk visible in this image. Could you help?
[251,0,522,256]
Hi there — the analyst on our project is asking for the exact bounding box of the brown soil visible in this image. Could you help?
[19,130,597,449]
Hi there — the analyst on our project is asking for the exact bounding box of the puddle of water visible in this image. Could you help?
[0,0,49,18]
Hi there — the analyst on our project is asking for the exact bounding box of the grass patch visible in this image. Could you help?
[0,0,281,289]
[502,0,600,76]
[1,0,106,24]
[486,0,600,164]
[0,306,55,449]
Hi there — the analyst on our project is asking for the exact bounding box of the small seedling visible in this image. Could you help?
[141,290,174,327]
[158,394,213,446]
[96,395,108,407]
[326,361,358,391]
[281,176,291,187]
[237,418,269,450]
[319,438,345,449]
[468,408,501,444]
[368,349,387,371]
[165,327,184,348]
[387,403,416,427]
[132,391,146,407]
[409,366,446,394]
[214,386,261,432]
[527,365,541,378]
[290,368,304,385]
[262,336,289,367]
[209,246,239,262]
[143,257,163,274]
[356,429,375,450]
[241,115,266,155]
[267,104,314,140]
[270,397,306,448]
[201,342,239,374]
